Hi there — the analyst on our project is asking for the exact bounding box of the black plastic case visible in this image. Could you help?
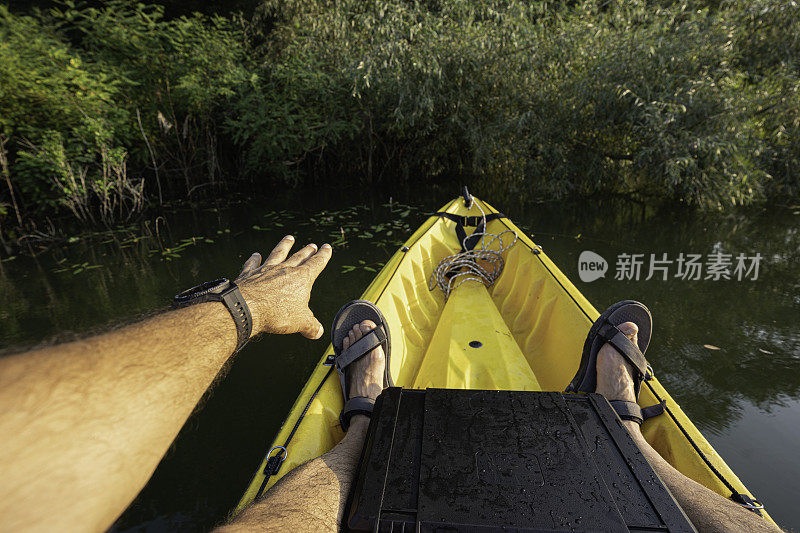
[344,388,696,532]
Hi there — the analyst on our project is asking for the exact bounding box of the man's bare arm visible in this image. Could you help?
[0,236,331,532]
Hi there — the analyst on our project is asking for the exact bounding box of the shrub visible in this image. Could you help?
[61,1,250,193]
[0,4,131,212]
[1,0,799,234]
[235,0,800,208]
[0,1,248,229]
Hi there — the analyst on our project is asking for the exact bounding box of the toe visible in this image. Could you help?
[617,321,638,342]
[352,323,364,342]
[343,335,350,350]
[359,321,383,360]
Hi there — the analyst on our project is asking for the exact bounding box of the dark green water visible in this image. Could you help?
[1,189,798,531]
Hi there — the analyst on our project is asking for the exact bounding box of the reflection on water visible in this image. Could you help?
[0,191,798,530]
[706,398,800,526]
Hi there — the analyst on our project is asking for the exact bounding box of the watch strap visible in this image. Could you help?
[173,279,253,352]
[220,283,253,352]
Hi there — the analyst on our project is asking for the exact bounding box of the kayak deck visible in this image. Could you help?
[235,196,774,525]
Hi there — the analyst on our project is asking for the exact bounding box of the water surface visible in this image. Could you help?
[1,190,797,530]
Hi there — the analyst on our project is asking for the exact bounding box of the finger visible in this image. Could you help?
[300,314,324,340]
[284,243,318,267]
[264,235,295,266]
[236,252,262,280]
[302,243,332,277]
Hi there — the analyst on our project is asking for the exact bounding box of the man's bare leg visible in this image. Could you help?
[596,322,782,533]
[221,319,385,532]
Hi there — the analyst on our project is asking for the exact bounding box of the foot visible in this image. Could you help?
[341,320,386,428]
[595,321,639,404]
[594,321,643,434]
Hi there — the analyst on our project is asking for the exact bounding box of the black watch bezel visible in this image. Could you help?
[173,278,231,306]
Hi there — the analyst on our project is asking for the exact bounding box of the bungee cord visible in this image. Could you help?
[429,201,517,300]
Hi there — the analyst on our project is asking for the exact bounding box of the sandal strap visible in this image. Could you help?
[610,400,644,424]
[340,396,375,431]
[598,322,648,380]
[610,399,666,425]
[335,328,387,372]
[642,400,667,420]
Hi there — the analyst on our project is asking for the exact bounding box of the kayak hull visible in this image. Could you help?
[234,196,774,525]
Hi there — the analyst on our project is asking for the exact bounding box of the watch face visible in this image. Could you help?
[205,279,233,295]
[175,278,230,302]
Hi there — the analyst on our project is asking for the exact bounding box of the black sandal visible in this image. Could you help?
[331,300,393,431]
[566,300,665,424]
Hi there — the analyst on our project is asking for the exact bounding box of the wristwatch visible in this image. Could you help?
[173,278,253,352]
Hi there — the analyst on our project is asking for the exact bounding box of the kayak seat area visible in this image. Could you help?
[344,388,697,532]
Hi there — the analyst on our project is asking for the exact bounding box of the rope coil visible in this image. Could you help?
[429,202,517,299]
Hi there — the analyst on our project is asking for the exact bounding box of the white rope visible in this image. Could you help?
[428,202,517,300]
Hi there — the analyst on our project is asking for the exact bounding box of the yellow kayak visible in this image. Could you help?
[235,194,774,525]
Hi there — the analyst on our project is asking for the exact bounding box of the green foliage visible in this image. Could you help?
[1,0,799,234]
[0,1,248,227]
[60,0,251,200]
[235,0,799,208]
[0,4,128,211]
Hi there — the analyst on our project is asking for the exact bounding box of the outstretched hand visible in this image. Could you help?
[236,235,332,340]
